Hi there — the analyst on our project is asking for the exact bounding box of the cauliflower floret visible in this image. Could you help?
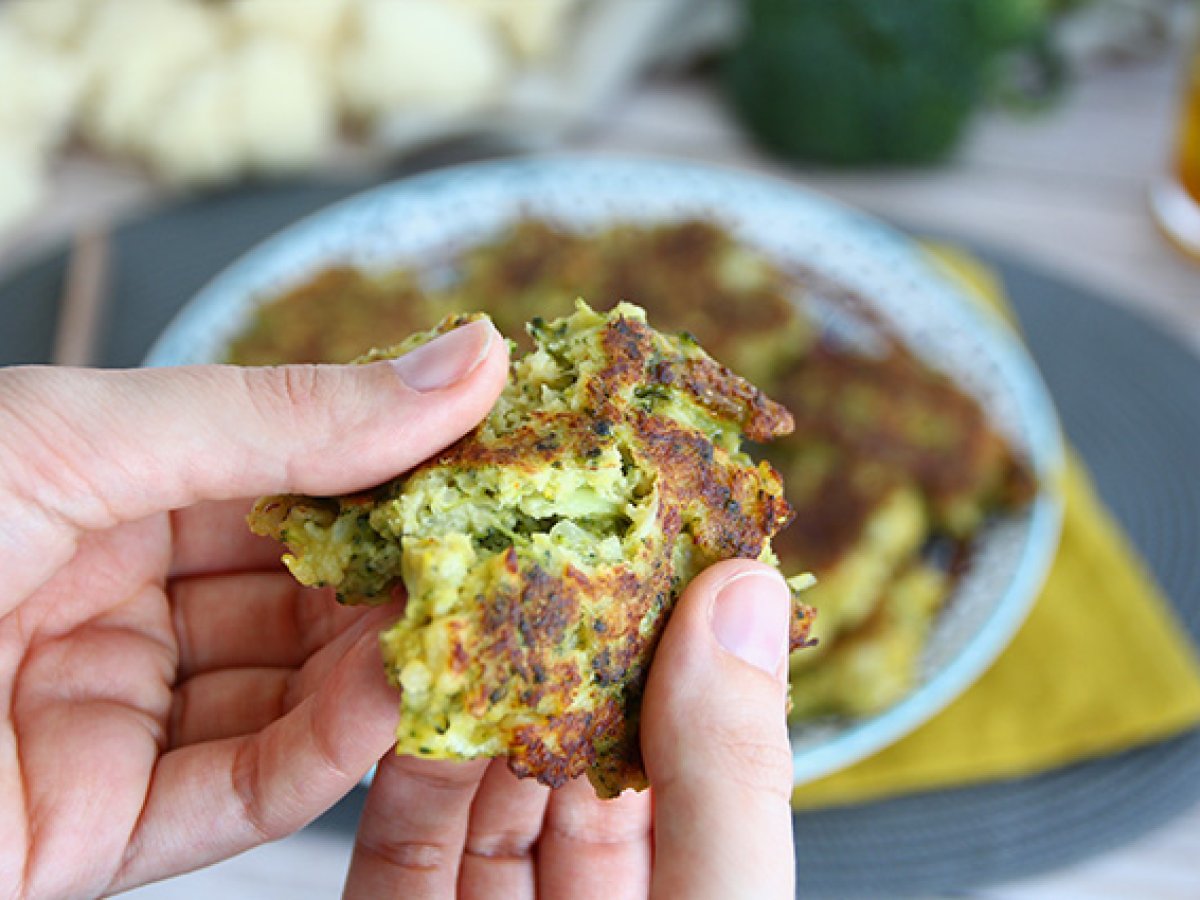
[147,35,335,185]
[2,0,91,49]
[0,142,45,238]
[236,37,336,173]
[338,0,509,120]
[229,0,351,61]
[145,55,241,185]
[78,0,224,155]
[0,22,83,151]
[452,0,581,61]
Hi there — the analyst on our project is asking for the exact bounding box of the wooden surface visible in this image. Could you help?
[3,46,1198,900]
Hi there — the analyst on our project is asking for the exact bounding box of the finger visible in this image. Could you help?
[170,605,397,746]
[458,759,550,900]
[640,560,795,900]
[170,572,366,678]
[169,667,292,747]
[169,499,285,577]
[12,584,175,898]
[1,319,507,600]
[106,616,402,893]
[343,753,489,899]
[535,777,651,900]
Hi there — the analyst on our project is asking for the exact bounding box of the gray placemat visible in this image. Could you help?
[2,177,1198,898]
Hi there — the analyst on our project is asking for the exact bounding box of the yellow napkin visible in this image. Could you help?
[791,248,1200,811]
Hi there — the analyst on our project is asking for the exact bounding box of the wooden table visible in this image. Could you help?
[3,47,1197,900]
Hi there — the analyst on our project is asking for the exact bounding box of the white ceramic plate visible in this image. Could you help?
[145,156,1065,785]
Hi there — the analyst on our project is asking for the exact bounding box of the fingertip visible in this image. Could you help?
[440,318,510,414]
[345,752,488,899]
[708,567,791,679]
[648,558,790,692]
[679,558,786,613]
[388,318,507,396]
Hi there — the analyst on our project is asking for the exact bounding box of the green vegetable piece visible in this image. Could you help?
[725,0,1047,165]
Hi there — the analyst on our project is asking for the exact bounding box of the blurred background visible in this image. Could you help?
[1,0,1197,307]
[2,1,1199,897]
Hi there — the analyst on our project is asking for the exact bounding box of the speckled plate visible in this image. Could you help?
[143,156,1065,785]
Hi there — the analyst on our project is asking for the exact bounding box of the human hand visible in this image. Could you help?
[0,320,508,898]
[342,559,797,899]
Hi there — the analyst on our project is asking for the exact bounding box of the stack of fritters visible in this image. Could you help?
[232,218,1035,722]
[771,344,1033,714]
[227,219,811,386]
[249,301,813,797]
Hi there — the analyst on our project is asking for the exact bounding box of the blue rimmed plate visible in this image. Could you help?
[145,156,1065,785]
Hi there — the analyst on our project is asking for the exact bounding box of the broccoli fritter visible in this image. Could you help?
[451,219,813,386]
[249,300,815,797]
[770,338,1033,719]
[228,217,1038,725]
[226,219,812,388]
[775,343,1035,537]
[449,219,602,340]
[227,267,450,365]
[770,443,927,665]
[789,562,948,718]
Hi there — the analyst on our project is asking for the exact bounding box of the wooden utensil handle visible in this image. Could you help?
[53,228,110,367]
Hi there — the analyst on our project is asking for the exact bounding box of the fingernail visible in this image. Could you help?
[710,570,790,676]
[389,320,495,393]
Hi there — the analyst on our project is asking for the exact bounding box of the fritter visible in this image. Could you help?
[227,217,1038,725]
[769,442,927,666]
[789,562,948,718]
[448,219,602,341]
[227,267,448,365]
[249,300,815,797]
[775,344,1035,537]
[591,220,813,387]
[226,219,813,388]
[449,218,813,386]
[770,338,1032,719]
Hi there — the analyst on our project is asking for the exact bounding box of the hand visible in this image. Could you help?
[342,559,797,899]
[0,320,508,898]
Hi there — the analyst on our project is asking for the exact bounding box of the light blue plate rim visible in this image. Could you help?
[144,154,1065,786]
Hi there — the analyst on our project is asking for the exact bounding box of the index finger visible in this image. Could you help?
[170,499,284,577]
[2,321,506,602]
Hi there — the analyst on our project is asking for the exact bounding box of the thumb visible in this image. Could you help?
[0,318,507,599]
[641,559,795,900]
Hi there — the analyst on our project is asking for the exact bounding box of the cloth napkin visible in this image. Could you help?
[791,248,1200,811]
